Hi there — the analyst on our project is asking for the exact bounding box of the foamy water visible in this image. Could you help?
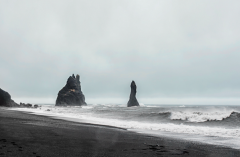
[9,104,240,149]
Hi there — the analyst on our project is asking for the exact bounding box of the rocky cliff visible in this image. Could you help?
[0,88,18,107]
[56,74,87,106]
[127,81,140,107]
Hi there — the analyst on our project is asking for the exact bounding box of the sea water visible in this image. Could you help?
[9,104,240,149]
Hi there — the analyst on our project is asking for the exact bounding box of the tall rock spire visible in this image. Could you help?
[127,80,140,107]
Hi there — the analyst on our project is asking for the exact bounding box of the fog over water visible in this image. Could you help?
[1,0,240,104]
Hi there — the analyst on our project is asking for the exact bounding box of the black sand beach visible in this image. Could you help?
[0,108,240,157]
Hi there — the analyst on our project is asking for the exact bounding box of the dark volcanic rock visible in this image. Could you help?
[19,102,32,108]
[56,74,87,106]
[0,88,18,107]
[127,81,140,107]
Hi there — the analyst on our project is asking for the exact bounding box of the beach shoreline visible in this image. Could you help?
[1,107,240,157]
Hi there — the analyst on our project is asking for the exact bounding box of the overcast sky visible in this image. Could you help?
[1,0,240,104]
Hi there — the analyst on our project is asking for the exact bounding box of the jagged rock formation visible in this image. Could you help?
[56,74,87,106]
[19,102,33,108]
[127,81,140,107]
[0,88,18,107]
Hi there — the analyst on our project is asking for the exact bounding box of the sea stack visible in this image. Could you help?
[56,74,87,106]
[127,81,140,107]
[0,88,18,107]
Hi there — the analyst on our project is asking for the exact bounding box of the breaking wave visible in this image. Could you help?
[170,111,240,122]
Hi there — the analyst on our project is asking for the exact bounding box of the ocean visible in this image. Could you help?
[10,104,240,149]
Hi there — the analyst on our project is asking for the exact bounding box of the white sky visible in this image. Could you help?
[1,0,240,104]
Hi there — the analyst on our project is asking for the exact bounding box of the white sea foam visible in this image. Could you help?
[8,104,240,149]
[170,110,234,122]
[179,105,185,107]
[81,106,93,109]
[9,107,240,139]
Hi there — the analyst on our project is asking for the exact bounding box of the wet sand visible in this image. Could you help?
[0,107,240,157]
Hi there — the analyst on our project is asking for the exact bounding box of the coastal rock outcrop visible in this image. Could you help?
[19,102,33,108]
[127,81,140,107]
[0,88,18,107]
[56,74,87,106]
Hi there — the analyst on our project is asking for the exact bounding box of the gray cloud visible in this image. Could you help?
[0,0,240,104]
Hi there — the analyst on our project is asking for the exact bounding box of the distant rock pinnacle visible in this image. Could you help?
[127,80,140,107]
[55,74,87,106]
